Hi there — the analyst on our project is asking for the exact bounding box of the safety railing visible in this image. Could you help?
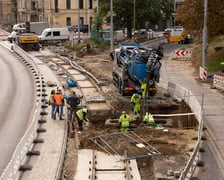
[0,44,45,179]
[159,80,203,180]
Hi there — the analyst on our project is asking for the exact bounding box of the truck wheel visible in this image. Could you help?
[119,79,125,96]
[112,72,117,86]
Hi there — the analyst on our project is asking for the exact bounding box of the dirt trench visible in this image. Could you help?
[51,48,198,180]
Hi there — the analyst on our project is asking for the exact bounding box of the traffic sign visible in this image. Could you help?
[171,50,192,60]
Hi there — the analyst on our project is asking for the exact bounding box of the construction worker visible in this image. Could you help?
[52,89,64,120]
[48,89,56,119]
[131,93,141,120]
[143,112,155,127]
[118,111,131,133]
[67,91,80,121]
[141,80,147,98]
[75,108,88,131]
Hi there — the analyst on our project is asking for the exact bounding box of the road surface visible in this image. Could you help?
[0,45,35,175]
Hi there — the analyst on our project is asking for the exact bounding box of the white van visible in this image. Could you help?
[38,28,70,44]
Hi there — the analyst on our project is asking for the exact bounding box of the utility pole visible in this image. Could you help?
[42,0,44,21]
[133,0,136,31]
[110,0,114,57]
[202,0,208,69]
[201,0,208,81]
[88,0,90,36]
[78,0,80,43]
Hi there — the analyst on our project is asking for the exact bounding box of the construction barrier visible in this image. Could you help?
[213,74,224,90]
[69,33,90,41]
[0,33,9,41]
[171,49,192,60]
[199,66,207,81]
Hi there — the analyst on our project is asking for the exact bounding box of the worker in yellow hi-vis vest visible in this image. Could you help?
[141,82,147,98]
[143,112,155,127]
[118,111,131,133]
[131,93,141,120]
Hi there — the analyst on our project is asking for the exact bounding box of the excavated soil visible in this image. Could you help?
[53,48,198,180]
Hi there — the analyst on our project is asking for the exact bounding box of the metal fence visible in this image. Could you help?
[161,81,203,180]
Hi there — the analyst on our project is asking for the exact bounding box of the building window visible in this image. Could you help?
[80,17,84,25]
[79,0,83,9]
[90,17,93,29]
[89,0,92,9]
[66,0,71,9]
[67,17,71,26]
[55,0,59,13]
[32,1,37,10]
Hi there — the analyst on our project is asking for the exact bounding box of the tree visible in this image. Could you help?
[175,0,224,40]
[96,0,173,39]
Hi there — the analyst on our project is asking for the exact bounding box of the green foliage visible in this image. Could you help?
[97,0,173,38]
[175,0,224,41]
[207,54,224,72]
[189,35,224,73]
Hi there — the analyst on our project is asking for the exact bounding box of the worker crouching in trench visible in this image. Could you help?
[142,112,155,128]
[118,111,131,133]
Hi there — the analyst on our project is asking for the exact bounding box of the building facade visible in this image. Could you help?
[16,0,98,28]
[0,0,17,25]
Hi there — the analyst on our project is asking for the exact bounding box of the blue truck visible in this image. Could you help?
[112,42,162,96]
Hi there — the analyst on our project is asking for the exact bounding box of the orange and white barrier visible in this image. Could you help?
[213,75,224,90]
[0,34,9,41]
[199,66,207,81]
[171,50,192,60]
[69,33,90,41]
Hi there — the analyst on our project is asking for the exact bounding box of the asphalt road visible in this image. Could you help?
[0,45,35,175]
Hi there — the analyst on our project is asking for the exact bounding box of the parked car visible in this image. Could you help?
[133,29,155,39]
[147,29,155,39]
[179,34,193,44]
[68,25,88,33]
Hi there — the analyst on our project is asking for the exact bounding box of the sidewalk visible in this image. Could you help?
[160,56,224,179]
[21,53,67,180]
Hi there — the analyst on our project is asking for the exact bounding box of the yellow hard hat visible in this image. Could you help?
[122,111,126,114]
